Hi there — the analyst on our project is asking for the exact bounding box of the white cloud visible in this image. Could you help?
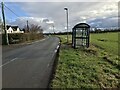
[46,21,54,24]
[7,2,119,33]
[4,0,120,2]
[9,17,55,33]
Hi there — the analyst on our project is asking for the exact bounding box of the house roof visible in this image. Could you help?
[11,26,18,31]
[6,25,11,30]
[6,25,18,31]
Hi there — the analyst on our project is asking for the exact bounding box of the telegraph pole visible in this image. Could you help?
[27,20,29,32]
[1,2,9,45]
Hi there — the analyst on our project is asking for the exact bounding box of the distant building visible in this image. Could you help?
[6,25,24,34]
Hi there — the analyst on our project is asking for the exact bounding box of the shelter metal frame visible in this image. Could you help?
[72,23,90,48]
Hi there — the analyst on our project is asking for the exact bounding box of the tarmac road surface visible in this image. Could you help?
[2,37,60,88]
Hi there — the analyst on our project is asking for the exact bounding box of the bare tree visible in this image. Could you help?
[30,24,43,33]
[23,24,43,33]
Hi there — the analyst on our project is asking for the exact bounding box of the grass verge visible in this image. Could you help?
[51,32,119,89]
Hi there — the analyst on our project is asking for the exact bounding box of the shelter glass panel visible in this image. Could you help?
[72,23,90,48]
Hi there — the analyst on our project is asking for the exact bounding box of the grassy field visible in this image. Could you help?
[91,33,118,55]
[51,32,119,89]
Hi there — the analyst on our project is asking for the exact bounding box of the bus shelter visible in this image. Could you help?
[72,23,90,48]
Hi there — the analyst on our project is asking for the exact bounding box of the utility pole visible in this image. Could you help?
[1,2,9,45]
[27,20,29,32]
[53,24,55,34]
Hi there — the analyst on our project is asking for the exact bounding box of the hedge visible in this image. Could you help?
[1,33,44,45]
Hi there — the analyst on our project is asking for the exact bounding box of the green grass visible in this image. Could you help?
[90,32,118,55]
[57,35,72,44]
[51,32,120,89]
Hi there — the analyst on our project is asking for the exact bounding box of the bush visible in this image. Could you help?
[2,33,44,45]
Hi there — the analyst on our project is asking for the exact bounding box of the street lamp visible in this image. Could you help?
[64,7,69,43]
[52,24,55,34]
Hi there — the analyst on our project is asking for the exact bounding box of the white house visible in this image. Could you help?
[6,25,24,34]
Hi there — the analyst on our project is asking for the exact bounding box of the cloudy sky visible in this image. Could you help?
[0,0,119,33]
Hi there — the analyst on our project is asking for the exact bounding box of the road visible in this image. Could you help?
[2,37,60,88]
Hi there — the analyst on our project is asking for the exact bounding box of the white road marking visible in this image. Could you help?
[54,50,57,53]
[54,45,60,53]
[0,58,17,68]
[48,44,60,68]
[56,45,59,50]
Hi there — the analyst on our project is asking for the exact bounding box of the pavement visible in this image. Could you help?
[2,37,60,88]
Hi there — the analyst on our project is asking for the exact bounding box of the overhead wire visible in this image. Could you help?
[4,4,20,17]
